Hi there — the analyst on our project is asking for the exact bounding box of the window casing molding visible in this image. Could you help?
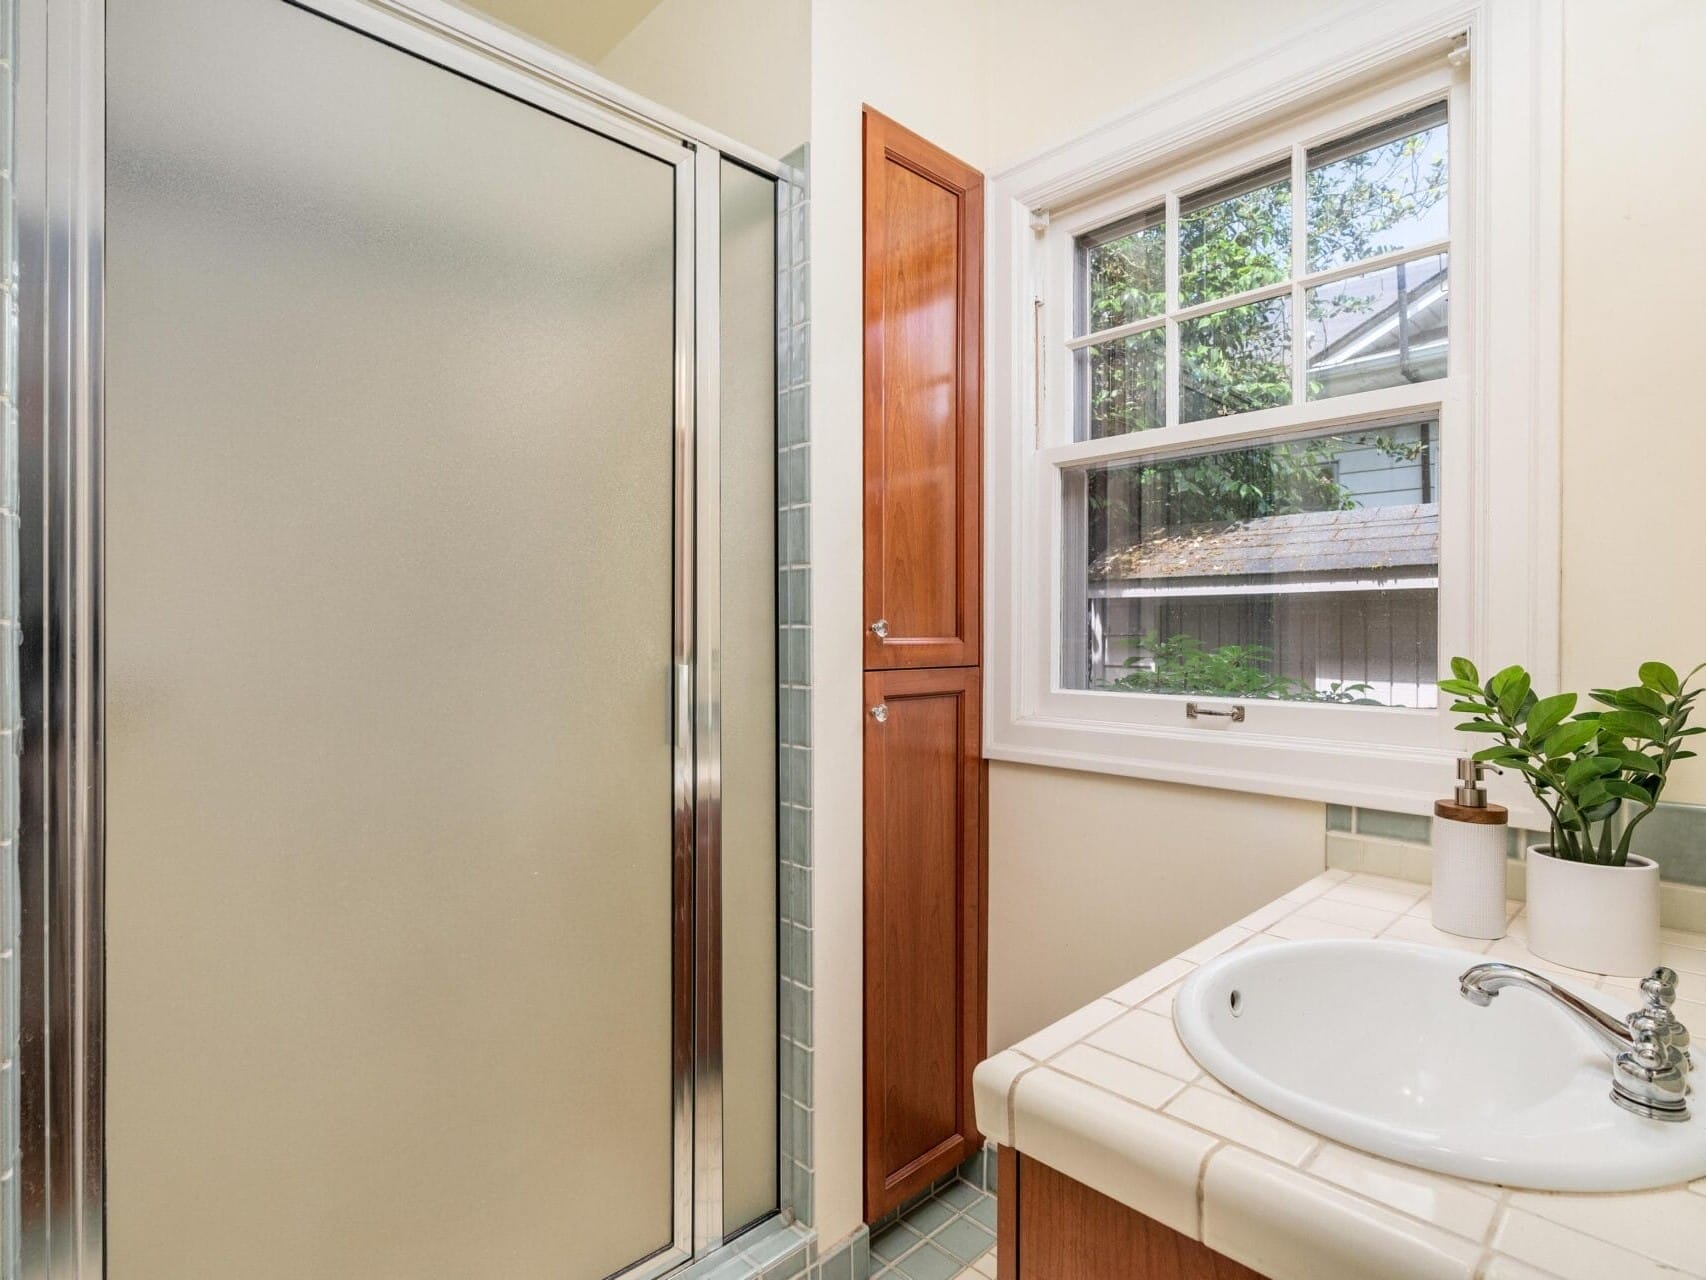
[984,0,1561,820]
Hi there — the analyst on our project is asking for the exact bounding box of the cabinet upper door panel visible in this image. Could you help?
[863,109,983,669]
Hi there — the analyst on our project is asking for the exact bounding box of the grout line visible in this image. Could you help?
[1193,1139,1227,1240]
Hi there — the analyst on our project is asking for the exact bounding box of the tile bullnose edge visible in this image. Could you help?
[1201,1146,1482,1280]
[1008,1066,1217,1241]
[971,1049,1033,1147]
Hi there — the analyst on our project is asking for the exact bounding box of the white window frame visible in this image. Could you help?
[984,0,1561,820]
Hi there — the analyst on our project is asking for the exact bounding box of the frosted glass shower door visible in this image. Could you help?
[103,1,686,1277]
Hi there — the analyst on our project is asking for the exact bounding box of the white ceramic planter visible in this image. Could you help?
[1524,846,1660,977]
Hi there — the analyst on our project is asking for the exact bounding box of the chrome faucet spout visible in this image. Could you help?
[1458,962,1693,1123]
[1459,963,1635,1057]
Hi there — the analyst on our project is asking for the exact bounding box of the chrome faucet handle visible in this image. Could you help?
[1633,967,1690,1057]
[1611,968,1692,1121]
[1613,1034,1691,1121]
[1641,967,1679,1012]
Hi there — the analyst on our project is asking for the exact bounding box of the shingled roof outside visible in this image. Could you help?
[1092,502,1439,582]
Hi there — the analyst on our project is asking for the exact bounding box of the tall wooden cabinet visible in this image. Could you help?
[861,106,987,1220]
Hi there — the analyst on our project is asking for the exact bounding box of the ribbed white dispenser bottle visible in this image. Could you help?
[1431,758,1509,939]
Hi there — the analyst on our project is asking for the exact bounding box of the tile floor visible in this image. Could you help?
[869,1172,998,1280]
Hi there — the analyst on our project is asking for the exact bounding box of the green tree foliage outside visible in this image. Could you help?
[1084,116,1448,701]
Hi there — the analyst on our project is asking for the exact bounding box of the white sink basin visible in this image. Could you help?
[1173,939,1706,1191]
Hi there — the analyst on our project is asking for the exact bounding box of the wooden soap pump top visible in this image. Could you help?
[1434,756,1509,825]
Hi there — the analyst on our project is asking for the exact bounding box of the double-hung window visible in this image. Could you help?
[987,12,1562,812]
[1064,96,1454,715]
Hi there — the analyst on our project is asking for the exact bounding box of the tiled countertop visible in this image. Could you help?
[972,869,1706,1280]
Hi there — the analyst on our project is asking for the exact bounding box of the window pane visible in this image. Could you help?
[1066,423,1440,709]
[1077,328,1165,438]
[1307,103,1448,273]
[1307,252,1448,399]
[1179,163,1291,307]
[1179,296,1291,423]
[1080,207,1164,334]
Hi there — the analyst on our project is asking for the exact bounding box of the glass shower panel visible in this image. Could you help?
[718,159,781,1236]
[104,1,681,1277]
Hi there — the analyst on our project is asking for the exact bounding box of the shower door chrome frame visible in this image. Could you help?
[13,1,782,1277]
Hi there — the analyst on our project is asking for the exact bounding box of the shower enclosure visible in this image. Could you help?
[13,1,781,1276]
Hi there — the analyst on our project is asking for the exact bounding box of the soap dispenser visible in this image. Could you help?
[1431,757,1509,940]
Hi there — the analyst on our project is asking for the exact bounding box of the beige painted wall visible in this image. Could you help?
[987,763,1324,1049]
[978,0,1346,173]
[1558,0,1706,805]
[598,0,811,158]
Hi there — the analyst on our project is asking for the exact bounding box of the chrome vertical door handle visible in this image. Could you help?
[869,704,888,723]
[868,618,889,639]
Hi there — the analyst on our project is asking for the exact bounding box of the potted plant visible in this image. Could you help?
[1443,657,1704,976]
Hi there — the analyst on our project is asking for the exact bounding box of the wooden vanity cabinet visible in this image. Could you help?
[997,1148,1267,1280]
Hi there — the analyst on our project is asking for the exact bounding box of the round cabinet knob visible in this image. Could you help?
[868,618,889,639]
[869,704,888,723]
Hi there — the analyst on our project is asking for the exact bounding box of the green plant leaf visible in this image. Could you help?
[1450,701,1488,714]
[1488,665,1525,696]
[1497,671,1533,720]
[1450,657,1479,684]
[1601,778,1653,804]
[1473,745,1530,764]
[1597,709,1665,741]
[1438,679,1485,699]
[1628,686,1669,715]
[1613,749,1664,776]
[1456,721,1508,734]
[1540,721,1599,757]
[1563,754,1621,789]
[1523,692,1576,740]
[1640,661,1681,696]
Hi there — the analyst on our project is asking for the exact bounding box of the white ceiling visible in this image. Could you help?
[461,0,667,64]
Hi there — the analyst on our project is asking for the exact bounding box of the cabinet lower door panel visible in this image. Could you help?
[864,668,986,1216]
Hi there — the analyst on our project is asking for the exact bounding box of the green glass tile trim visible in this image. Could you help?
[1354,807,1433,844]
[1326,803,1353,832]
[1625,802,1706,886]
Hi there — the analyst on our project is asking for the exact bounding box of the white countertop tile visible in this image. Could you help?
[1379,913,1499,953]
[1009,995,1125,1061]
[1106,956,1194,1007]
[976,869,1706,1280]
[1180,923,1254,963]
[1492,1208,1684,1280]
[1264,911,1379,941]
[1294,894,1406,933]
[1306,1143,1500,1242]
[1085,1008,1200,1080]
[1504,1186,1706,1273]
[1203,1146,1483,1280]
[1478,1257,1566,1280]
[1163,1084,1319,1165]
[1049,1043,1187,1110]
[970,1047,1033,1147]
